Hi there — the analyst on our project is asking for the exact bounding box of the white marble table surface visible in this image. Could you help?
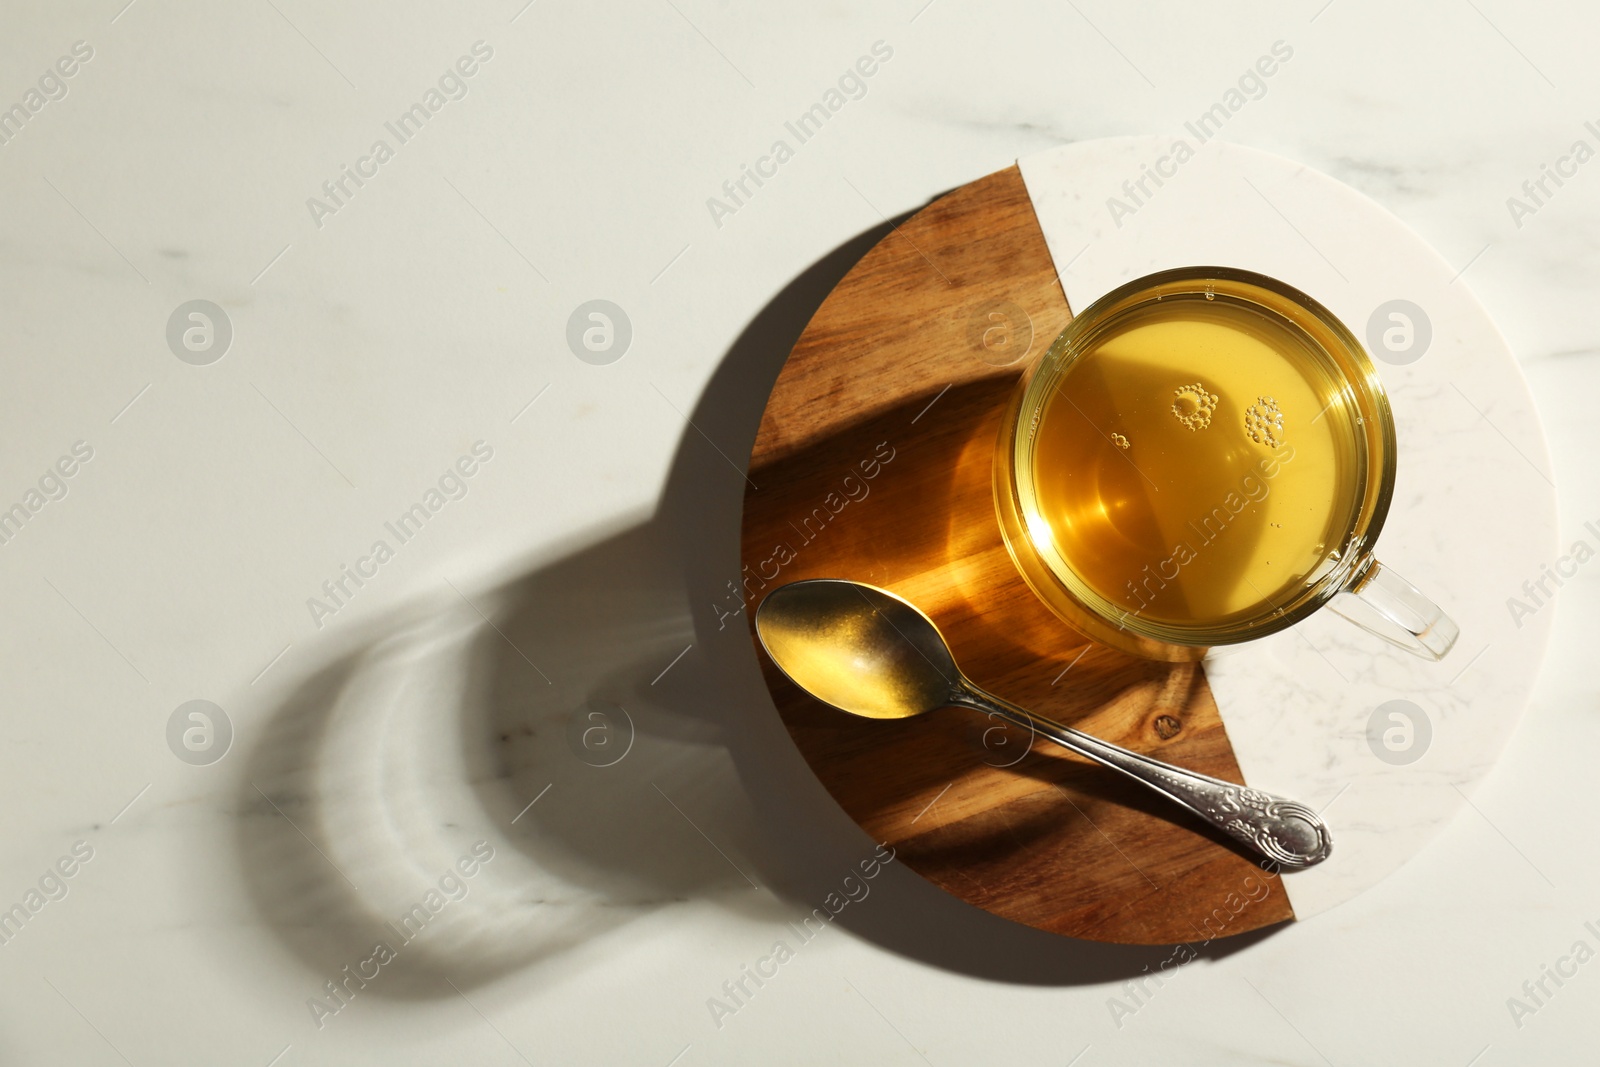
[1,1,1598,1064]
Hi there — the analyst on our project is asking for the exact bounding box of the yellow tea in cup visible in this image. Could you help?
[995,268,1456,660]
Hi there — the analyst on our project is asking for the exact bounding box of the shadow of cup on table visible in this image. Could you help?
[234,214,1278,1010]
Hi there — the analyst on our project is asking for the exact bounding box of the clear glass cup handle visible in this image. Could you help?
[1327,557,1460,660]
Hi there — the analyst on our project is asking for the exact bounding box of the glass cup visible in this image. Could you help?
[993,266,1458,663]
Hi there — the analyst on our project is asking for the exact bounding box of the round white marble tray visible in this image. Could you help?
[1017,136,1558,919]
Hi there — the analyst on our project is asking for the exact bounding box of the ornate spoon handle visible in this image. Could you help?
[951,681,1331,869]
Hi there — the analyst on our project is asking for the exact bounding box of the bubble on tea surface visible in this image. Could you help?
[1171,382,1217,431]
[1245,396,1284,448]
[1111,432,1130,450]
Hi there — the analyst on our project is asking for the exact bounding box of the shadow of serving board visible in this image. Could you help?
[739,165,1293,945]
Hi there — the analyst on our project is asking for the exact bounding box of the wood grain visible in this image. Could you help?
[740,165,1293,944]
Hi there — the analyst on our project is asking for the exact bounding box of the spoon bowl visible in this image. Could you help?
[754,579,955,720]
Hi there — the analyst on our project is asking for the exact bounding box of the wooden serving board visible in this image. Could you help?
[740,165,1294,944]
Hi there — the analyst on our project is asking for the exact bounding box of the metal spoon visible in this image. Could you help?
[754,579,1331,870]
